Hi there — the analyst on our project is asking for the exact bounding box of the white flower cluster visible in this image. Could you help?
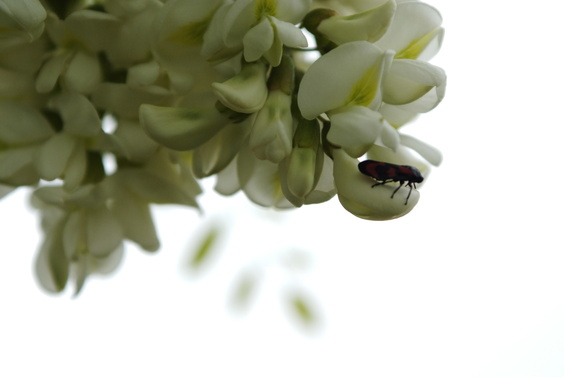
[0,0,445,293]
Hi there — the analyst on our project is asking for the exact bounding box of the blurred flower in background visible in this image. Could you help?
[0,0,445,296]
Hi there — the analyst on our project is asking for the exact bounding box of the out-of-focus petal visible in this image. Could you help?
[34,133,76,181]
[243,17,273,62]
[0,101,53,144]
[49,92,101,137]
[140,104,228,151]
[86,207,123,258]
[0,0,46,49]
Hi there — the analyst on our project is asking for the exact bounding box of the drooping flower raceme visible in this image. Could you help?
[0,0,446,294]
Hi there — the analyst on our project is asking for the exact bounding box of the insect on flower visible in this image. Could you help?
[358,160,424,205]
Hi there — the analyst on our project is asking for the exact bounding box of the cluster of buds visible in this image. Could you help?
[0,0,445,293]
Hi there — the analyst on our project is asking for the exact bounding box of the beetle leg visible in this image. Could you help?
[391,181,403,199]
[404,183,413,205]
[371,181,382,188]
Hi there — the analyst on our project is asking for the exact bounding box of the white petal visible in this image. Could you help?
[237,142,293,208]
[201,2,232,57]
[378,102,418,127]
[89,245,124,275]
[34,221,68,293]
[64,10,120,52]
[192,117,250,178]
[317,0,396,44]
[298,41,387,119]
[126,61,161,87]
[303,154,336,204]
[327,106,383,150]
[34,133,76,181]
[333,149,418,220]
[399,133,442,166]
[112,119,159,163]
[211,62,268,113]
[214,156,240,196]
[375,119,400,150]
[284,147,317,200]
[63,50,102,94]
[49,92,101,137]
[222,0,254,47]
[86,207,123,258]
[375,1,443,60]
[272,18,308,48]
[35,51,72,93]
[0,0,46,48]
[249,91,293,163]
[63,143,87,191]
[111,183,159,251]
[276,0,312,23]
[383,59,446,105]
[0,101,53,144]
[243,17,273,62]
[0,146,36,181]
[63,211,84,259]
[140,104,228,150]
[118,168,199,207]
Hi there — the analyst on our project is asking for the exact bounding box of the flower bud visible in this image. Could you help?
[249,57,295,163]
[280,118,320,204]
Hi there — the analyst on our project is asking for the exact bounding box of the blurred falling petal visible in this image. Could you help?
[287,290,318,328]
[188,224,221,270]
[279,249,313,271]
[229,270,259,310]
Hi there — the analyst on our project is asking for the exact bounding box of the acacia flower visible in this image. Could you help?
[0,0,447,293]
[32,184,124,294]
[249,55,295,163]
[0,0,46,49]
[202,0,310,66]
[298,41,397,157]
[0,101,54,186]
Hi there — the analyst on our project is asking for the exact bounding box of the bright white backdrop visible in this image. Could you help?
[2,0,564,376]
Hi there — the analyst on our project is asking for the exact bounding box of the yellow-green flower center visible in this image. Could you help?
[254,0,277,20]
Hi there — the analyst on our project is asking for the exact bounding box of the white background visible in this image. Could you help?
[2,0,564,376]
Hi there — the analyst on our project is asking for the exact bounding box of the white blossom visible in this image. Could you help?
[0,0,446,293]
